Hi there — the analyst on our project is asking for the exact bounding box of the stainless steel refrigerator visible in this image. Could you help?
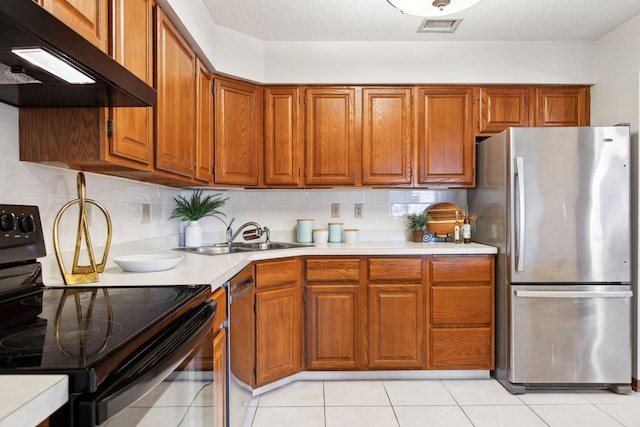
[468,126,632,394]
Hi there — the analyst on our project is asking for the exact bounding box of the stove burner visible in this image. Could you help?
[0,318,122,357]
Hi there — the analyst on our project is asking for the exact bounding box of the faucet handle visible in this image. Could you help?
[242,227,262,240]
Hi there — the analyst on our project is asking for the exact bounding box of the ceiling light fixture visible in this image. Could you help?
[387,0,482,17]
[11,48,95,84]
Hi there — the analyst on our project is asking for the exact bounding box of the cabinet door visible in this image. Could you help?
[39,0,108,52]
[213,328,227,427]
[264,87,303,187]
[430,327,492,369]
[416,87,474,187]
[155,8,196,178]
[368,284,424,369]
[214,77,262,186]
[361,88,412,185]
[535,86,590,127]
[195,59,214,183]
[110,0,154,168]
[478,86,532,134]
[256,286,302,386]
[305,284,366,370]
[305,87,358,186]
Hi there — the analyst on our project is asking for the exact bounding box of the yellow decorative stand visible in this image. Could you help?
[53,172,112,285]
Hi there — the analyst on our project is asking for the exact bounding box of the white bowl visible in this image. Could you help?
[113,253,184,273]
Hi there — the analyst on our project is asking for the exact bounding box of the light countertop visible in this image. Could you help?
[41,238,497,290]
[0,375,68,427]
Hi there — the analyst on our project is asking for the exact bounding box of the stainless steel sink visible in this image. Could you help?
[238,241,313,251]
[178,241,313,256]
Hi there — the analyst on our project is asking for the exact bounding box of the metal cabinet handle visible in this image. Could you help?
[515,290,633,298]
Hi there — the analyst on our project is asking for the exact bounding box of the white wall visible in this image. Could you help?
[592,13,640,383]
[263,41,595,84]
[160,1,595,85]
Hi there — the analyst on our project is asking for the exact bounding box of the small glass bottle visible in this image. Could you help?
[463,204,472,244]
[453,211,462,244]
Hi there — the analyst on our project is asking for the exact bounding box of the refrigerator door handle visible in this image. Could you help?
[515,157,525,272]
[515,290,633,298]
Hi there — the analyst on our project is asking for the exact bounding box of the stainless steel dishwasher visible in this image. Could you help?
[227,265,255,427]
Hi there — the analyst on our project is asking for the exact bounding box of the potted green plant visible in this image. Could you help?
[170,190,228,247]
[405,212,430,242]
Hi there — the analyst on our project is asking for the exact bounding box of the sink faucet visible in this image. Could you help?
[226,218,270,243]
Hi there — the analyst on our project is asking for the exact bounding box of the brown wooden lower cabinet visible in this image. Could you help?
[429,328,492,369]
[427,255,495,370]
[305,284,366,370]
[368,284,424,369]
[255,258,303,387]
[256,285,302,385]
[248,254,494,385]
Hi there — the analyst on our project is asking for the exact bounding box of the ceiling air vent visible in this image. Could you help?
[418,18,462,33]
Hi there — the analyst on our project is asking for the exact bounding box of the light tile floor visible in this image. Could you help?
[247,379,640,427]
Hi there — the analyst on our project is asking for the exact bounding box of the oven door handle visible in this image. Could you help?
[78,300,216,425]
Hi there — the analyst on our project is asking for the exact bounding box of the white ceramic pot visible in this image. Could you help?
[184,220,203,247]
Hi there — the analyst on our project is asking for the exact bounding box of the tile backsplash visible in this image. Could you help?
[1,103,466,253]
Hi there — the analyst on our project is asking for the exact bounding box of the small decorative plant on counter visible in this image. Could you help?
[170,190,228,247]
[405,212,431,242]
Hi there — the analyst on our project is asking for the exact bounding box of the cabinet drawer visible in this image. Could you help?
[368,258,422,282]
[430,256,493,284]
[212,287,227,332]
[430,327,493,369]
[306,258,360,282]
[431,286,492,325]
[256,258,301,289]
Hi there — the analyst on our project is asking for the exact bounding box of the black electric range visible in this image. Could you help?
[0,204,214,426]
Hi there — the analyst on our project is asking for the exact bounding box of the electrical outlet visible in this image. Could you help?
[141,203,150,224]
[84,204,92,226]
[354,204,363,218]
[331,203,340,218]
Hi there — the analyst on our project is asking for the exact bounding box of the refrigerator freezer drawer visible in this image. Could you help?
[509,285,631,384]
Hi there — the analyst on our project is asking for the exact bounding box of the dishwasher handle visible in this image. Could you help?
[229,276,253,303]
[515,290,633,298]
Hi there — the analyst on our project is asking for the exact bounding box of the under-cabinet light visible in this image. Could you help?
[11,48,95,84]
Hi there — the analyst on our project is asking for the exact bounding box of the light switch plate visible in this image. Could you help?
[354,204,363,218]
[331,203,340,218]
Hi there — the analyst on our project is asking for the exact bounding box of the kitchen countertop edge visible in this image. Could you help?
[41,239,497,291]
[0,374,68,427]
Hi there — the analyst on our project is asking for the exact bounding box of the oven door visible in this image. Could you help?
[52,300,217,427]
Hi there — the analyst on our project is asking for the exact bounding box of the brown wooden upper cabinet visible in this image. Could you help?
[264,87,304,187]
[535,86,590,127]
[361,87,412,186]
[195,59,214,184]
[416,86,475,187]
[38,0,109,52]
[477,86,533,135]
[214,77,263,187]
[20,0,155,178]
[155,7,196,179]
[110,0,154,169]
[304,87,358,186]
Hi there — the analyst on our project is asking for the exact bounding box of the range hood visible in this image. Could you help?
[0,0,155,108]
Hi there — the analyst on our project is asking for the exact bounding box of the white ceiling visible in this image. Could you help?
[202,0,640,42]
